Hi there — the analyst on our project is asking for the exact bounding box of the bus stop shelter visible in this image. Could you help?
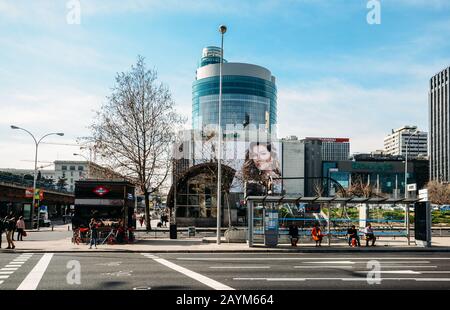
[246,195,431,248]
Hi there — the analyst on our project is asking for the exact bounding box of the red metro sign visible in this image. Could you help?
[93,186,110,197]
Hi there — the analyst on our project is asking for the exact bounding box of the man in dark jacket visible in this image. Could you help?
[5,215,16,249]
[288,223,299,246]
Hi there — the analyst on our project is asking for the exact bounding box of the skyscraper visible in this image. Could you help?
[192,46,277,133]
[429,66,450,182]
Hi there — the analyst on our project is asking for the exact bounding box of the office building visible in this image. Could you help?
[429,66,450,182]
[304,137,350,161]
[323,153,429,197]
[192,46,277,133]
[384,125,428,158]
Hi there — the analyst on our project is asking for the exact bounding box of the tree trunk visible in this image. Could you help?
[144,190,151,231]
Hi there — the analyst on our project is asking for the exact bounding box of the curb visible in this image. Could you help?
[3,248,450,254]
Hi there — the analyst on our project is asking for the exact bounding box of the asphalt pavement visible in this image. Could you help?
[1,252,450,290]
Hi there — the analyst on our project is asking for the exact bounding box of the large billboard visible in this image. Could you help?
[174,129,283,196]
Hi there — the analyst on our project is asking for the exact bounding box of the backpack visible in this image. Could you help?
[7,219,16,231]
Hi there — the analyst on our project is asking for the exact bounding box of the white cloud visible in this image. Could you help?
[277,78,428,153]
[0,87,104,169]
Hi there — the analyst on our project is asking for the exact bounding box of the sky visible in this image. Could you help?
[0,0,449,170]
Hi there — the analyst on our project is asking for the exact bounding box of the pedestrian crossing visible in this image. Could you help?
[0,253,33,286]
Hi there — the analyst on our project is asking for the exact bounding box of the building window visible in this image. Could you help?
[62,166,67,171]
[70,166,75,171]
[78,166,84,171]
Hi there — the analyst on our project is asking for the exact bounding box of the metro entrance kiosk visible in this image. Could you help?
[246,196,432,248]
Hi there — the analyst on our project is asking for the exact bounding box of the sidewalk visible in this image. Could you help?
[3,235,450,253]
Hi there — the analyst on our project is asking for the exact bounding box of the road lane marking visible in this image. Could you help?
[17,253,53,290]
[0,271,14,274]
[304,261,355,264]
[9,262,25,264]
[233,277,450,282]
[0,281,3,285]
[0,275,10,279]
[209,266,271,269]
[416,271,450,274]
[294,266,353,269]
[177,257,450,261]
[355,270,421,274]
[141,253,234,290]
[375,266,437,268]
[1,268,19,271]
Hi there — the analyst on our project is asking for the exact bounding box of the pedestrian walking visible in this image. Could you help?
[89,218,99,249]
[16,216,26,241]
[10,213,16,241]
[5,214,16,249]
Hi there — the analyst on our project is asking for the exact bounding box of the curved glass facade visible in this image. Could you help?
[192,57,277,132]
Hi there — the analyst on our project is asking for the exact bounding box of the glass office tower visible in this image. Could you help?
[192,46,277,132]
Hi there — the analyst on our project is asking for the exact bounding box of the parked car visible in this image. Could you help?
[440,205,450,212]
[32,217,52,228]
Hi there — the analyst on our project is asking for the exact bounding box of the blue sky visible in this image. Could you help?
[1,0,449,169]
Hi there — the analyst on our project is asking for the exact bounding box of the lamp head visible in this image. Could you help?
[56,133,64,136]
[219,25,227,34]
[10,125,19,129]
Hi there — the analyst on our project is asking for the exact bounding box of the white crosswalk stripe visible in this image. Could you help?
[141,253,234,290]
[0,253,33,287]
[17,253,53,290]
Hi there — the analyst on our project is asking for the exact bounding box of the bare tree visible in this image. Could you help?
[86,56,185,231]
[427,180,450,205]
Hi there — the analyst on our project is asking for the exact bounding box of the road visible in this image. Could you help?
[1,252,450,290]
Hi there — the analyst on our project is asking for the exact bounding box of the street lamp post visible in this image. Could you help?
[404,130,420,245]
[11,126,64,230]
[73,153,90,179]
[217,24,227,245]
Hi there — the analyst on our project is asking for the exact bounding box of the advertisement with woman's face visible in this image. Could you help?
[241,141,282,196]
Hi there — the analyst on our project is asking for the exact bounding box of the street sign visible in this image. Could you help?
[407,183,417,191]
[93,185,110,197]
[25,188,34,198]
[26,188,44,200]
[419,189,428,202]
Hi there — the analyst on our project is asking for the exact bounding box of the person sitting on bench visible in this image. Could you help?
[311,222,324,247]
[288,223,299,247]
[347,225,361,247]
[364,223,376,247]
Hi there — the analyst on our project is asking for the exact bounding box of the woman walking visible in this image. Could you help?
[16,216,25,241]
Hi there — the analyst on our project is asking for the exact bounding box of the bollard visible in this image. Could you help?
[52,225,54,231]
[68,225,70,231]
